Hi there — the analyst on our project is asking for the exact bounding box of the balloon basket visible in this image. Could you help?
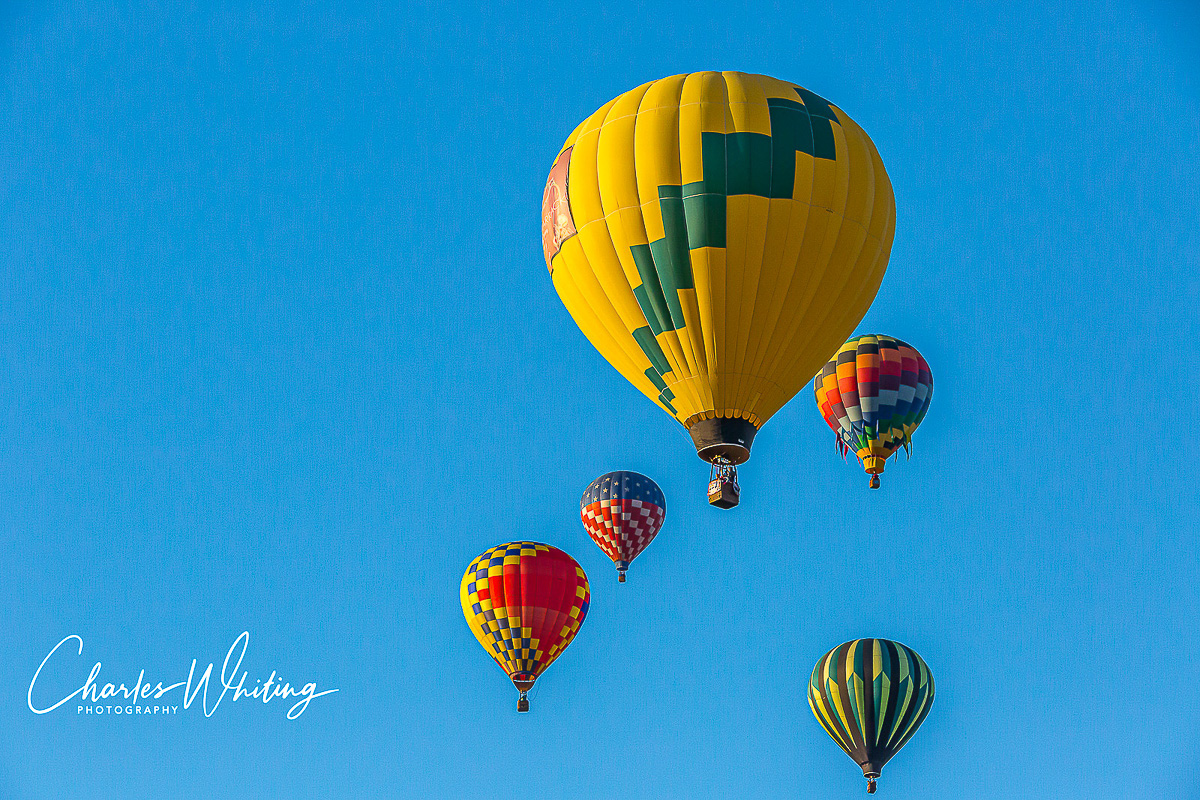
[707,461,740,509]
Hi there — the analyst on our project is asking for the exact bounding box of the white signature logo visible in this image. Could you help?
[28,632,338,720]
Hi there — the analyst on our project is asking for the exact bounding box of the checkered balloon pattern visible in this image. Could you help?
[580,471,665,575]
[813,335,932,471]
[459,542,590,686]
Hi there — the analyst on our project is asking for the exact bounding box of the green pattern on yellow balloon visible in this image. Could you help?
[541,72,895,463]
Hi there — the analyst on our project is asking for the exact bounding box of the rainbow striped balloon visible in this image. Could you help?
[814,334,932,488]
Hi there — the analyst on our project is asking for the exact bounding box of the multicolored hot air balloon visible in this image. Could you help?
[543,71,896,507]
[808,639,935,793]
[459,542,590,712]
[580,471,666,582]
[814,335,932,488]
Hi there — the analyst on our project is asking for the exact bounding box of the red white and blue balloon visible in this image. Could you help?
[580,471,666,583]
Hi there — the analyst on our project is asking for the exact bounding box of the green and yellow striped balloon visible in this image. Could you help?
[808,639,935,793]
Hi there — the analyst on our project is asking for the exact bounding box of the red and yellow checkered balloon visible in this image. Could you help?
[459,542,590,711]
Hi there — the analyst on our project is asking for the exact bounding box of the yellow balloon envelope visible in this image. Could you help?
[542,71,895,465]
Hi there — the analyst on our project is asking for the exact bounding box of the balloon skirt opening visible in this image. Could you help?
[511,675,535,710]
[688,417,757,465]
[863,455,886,474]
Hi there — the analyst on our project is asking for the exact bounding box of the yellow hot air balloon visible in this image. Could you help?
[542,72,895,507]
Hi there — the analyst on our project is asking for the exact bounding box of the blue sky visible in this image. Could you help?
[1,1,1198,797]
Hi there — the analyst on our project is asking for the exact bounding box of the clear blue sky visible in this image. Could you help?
[1,2,1197,797]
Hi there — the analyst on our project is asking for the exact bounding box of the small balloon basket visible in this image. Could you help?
[707,460,740,509]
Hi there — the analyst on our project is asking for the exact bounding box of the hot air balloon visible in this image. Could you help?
[580,471,665,582]
[808,639,935,793]
[542,71,896,507]
[460,542,590,712]
[813,335,932,488]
